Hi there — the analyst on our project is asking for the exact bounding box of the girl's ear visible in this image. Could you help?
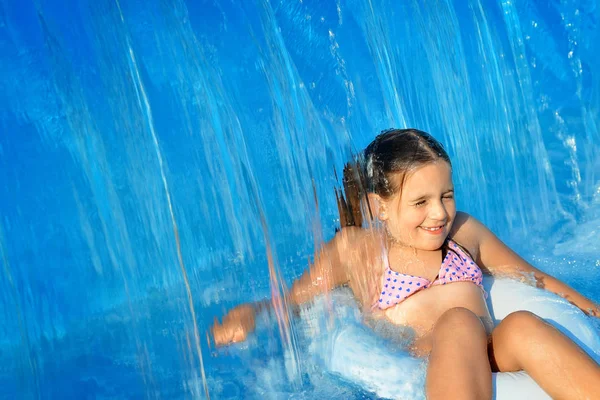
[366,193,388,221]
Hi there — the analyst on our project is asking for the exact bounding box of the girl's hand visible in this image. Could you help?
[212,304,256,346]
[584,307,600,318]
[562,296,600,318]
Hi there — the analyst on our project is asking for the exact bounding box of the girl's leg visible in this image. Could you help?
[422,307,492,400]
[489,310,600,399]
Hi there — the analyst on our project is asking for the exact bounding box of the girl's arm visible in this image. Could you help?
[211,227,361,346]
[287,226,357,304]
[457,213,599,317]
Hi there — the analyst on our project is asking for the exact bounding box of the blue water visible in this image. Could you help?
[1,0,599,398]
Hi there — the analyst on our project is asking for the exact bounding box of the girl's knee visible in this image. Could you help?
[491,311,560,372]
[494,310,549,350]
[433,307,487,342]
[501,311,546,335]
[437,307,482,326]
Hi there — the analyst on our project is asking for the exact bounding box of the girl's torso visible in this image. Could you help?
[345,228,492,339]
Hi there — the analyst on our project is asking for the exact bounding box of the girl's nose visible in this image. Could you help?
[430,201,448,220]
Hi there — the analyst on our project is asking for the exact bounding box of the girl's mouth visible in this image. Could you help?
[420,225,445,235]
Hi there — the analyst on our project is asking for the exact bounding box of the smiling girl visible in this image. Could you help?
[212,128,600,399]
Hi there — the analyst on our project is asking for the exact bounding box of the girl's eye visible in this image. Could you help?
[414,200,426,207]
[443,194,454,200]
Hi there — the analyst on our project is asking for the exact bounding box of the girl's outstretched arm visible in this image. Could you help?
[211,227,362,346]
[454,212,600,317]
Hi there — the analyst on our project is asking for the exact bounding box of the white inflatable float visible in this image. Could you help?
[304,277,600,399]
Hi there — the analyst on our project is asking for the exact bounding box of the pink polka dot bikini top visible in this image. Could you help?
[377,240,486,310]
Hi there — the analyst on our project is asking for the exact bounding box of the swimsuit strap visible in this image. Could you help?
[446,238,476,262]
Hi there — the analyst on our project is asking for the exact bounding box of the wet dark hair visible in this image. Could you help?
[336,128,451,227]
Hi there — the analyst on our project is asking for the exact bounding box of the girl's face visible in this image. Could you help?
[381,161,456,251]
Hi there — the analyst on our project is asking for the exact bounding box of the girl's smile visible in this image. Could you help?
[420,225,445,234]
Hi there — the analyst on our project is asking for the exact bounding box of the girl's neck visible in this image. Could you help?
[383,232,447,256]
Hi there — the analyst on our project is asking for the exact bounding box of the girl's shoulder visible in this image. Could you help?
[334,226,380,252]
[333,226,383,268]
[448,211,486,258]
[334,226,384,305]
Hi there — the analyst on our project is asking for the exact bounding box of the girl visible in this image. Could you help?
[212,128,600,399]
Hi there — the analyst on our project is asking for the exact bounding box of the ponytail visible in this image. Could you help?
[336,160,369,228]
